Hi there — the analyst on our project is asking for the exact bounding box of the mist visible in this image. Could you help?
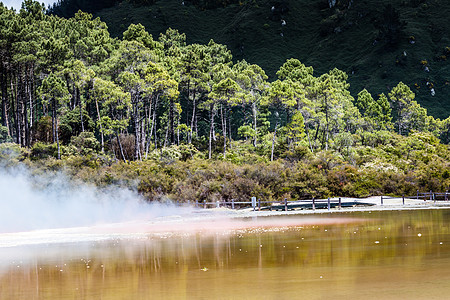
[0,166,184,233]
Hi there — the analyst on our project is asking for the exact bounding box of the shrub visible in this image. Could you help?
[70,132,100,155]
[0,125,12,143]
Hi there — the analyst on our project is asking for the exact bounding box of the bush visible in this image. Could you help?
[0,125,12,143]
[30,142,76,160]
[70,131,100,155]
[30,142,58,160]
[0,143,27,165]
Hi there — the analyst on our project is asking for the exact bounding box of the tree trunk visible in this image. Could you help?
[209,103,215,159]
[271,125,277,161]
[220,104,226,159]
[145,97,153,159]
[140,115,145,156]
[14,73,21,145]
[177,117,180,145]
[53,98,60,160]
[77,87,84,132]
[10,75,17,141]
[152,95,158,150]
[1,64,10,136]
[189,95,196,144]
[95,99,104,152]
[134,110,140,160]
[27,64,35,146]
[305,124,313,153]
[252,102,257,147]
[116,133,127,162]
[169,98,174,145]
[325,98,329,151]
[228,107,232,150]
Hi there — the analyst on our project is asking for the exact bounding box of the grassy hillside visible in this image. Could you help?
[93,0,450,118]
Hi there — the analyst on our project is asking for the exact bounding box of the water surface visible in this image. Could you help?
[1,209,450,299]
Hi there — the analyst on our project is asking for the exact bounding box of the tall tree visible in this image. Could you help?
[38,72,70,159]
[389,82,428,135]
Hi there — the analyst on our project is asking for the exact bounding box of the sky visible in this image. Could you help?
[2,0,57,11]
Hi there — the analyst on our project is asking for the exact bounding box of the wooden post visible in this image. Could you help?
[381,196,383,206]
[204,200,206,209]
[258,199,261,211]
[216,201,220,208]
[402,195,405,205]
[434,193,437,204]
[417,190,419,200]
[231,199,235,209]
[327,198,331,211]
[312,198,316,210]
[338,197,341,210]
[446,191,448,202]
[284,198,288,212]
[430,190,433,201]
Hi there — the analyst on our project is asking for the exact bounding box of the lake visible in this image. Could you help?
[1,209,450,299]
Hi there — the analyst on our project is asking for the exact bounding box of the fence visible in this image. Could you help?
[182,190,450,211]
[381,190,449,205]
[186,197,348,212]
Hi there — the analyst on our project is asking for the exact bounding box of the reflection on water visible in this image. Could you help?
[2,209,450,299]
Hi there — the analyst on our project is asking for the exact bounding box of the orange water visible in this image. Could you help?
[1,209,450,299]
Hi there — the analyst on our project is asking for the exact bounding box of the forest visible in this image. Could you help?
[1,1,450,203]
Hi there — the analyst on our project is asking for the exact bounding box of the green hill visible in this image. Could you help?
[54,0,450,118]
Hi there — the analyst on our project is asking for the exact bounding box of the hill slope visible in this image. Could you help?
[62,0,450,118]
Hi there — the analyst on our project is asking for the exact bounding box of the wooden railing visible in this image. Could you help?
[181,190,450,211]
[381,190,449,205]
[185,197,350,211]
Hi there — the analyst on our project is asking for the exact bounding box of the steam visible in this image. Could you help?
[0,165,183,233]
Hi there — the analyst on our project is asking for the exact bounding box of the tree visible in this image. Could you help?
[91,77,130,153]
[122,23,160,50]
[143,61,179,151]
[232,60,268,146]
[63,59,95,133]
[208,73,241,159]
[389,82,427,135]
[178,43,210,143]
[38,72,70,159]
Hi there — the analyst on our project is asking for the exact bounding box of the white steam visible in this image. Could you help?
[0,166,182,233]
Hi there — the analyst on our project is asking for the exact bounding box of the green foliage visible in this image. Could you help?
[389,82,429,135]
[59,109,96,144]
[147,145,182,164]
[123,23,160,50]
[0,125,12,143]
[0,143,26,164]
[30,142,59,160]
[70,131,101,155]
[238,125,255,140]
[33,116,53,143]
